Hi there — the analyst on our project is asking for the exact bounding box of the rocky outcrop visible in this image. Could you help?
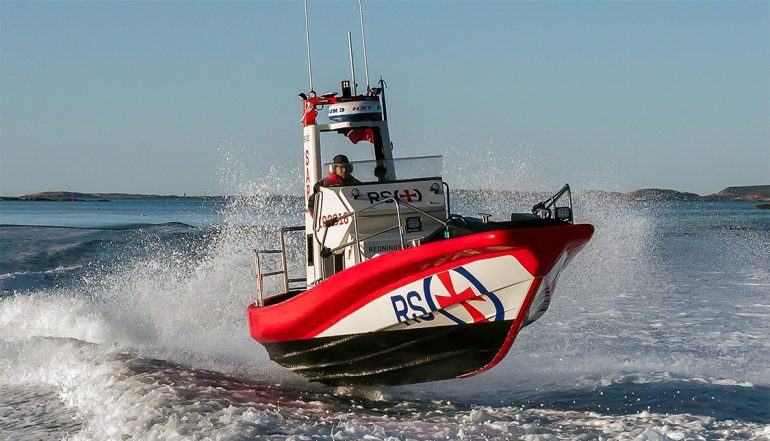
[624,185,770,202]
[10,191,107,201]
[705,185,770,202]
[624,188,702,202]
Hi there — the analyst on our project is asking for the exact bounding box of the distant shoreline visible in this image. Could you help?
[621,185,770,203]
[1,185,768,203]
[0,192,227,202]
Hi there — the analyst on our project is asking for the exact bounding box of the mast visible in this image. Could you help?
[348,32,357,95]
[304,0,314,94]
[358,0,371,92]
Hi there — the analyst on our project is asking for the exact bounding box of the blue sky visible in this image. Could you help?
[1,0,768,196]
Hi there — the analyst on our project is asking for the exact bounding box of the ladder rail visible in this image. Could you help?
[253,226,306,307]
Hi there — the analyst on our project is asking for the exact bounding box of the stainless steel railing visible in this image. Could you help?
[314,195,449,260]
[531,183,574,223]
[253,226,305,307]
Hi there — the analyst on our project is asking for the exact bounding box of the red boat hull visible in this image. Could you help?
[248,223,593,385]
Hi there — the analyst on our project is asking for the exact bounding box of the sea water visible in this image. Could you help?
[1,193,768,440]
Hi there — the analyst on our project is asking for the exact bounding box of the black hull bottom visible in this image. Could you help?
[263,320,516,386]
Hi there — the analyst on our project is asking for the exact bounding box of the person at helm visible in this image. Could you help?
[308,154,361,212]
[318,154,360,187]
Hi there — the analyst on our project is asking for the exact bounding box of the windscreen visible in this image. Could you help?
[324,155,442,184]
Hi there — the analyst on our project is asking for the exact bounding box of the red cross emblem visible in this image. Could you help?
[398,189,419,202]
[434,271,490,323]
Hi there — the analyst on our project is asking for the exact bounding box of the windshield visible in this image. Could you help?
[323,155,442,184]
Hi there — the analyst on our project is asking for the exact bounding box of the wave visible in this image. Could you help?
[0,266,88,295]
[0,223,211,294]
[2,334,767,440]
[0,294,109,344]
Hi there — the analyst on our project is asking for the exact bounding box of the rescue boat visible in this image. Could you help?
[247,5,593,387]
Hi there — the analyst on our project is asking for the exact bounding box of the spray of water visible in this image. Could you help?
[65,146,314,378]
[0,145,309,385]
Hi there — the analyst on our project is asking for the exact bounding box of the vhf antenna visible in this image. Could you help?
[358,0,371,92]
[304,0,314,95]
[347,32,357,95]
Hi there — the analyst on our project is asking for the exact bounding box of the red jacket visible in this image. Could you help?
[318,172,360,187]
[308,172,361,212]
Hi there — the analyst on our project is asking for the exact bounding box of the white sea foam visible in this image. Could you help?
[0,294,109,344]
[86,224,277,372]
[3,336,767,441]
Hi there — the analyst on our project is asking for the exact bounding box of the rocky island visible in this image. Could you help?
[707,185,770,202]
[624,189,702,202]
[0,191,224,202]
[623,185,770,203]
